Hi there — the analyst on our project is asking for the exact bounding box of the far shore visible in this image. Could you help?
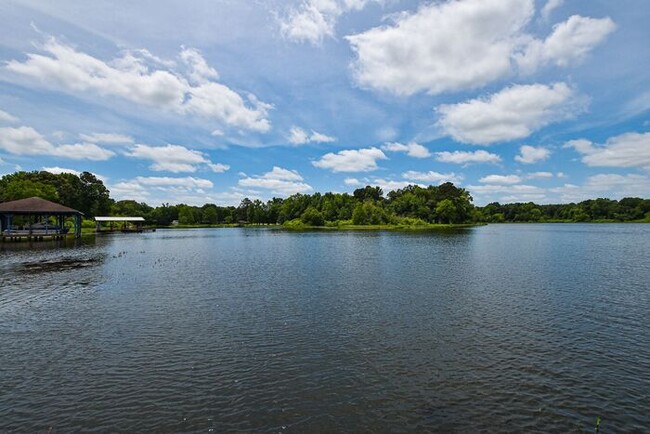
[81,219,650,235]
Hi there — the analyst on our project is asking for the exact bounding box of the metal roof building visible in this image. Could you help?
[0,197,83,239]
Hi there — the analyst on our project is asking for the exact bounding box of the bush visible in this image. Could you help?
[300,206,325,226]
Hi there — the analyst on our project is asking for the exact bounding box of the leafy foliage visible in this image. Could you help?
[0,171,111,217]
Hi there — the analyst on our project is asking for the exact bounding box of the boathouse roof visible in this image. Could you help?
[0,197,83,215]
[95,216,145,222]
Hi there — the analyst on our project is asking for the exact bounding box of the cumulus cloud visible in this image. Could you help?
[344,177,361,186]
[280,0,378,44]
[5,38,271,133]
[346,0,614,96]
[551,174,650,202]
[469,183,547,203]
[79,132,134,144]
[42,166,107,182]
[479,174,522,184]
[0,110,19,123]
[527,171,555,179]
[207,163,230,173]
[515,145,552,164]
[238,166,312,195]
[517,15,616,74]
[564,132,650,170]
[435,150,502,165]
[437,83,583,145]
[288,126,336,145]
[55,143,116,161]
[541,0,563,21]
[124,143,229,173]
[402,170,463,184]
[110,176,216,203]
[370,178,420,192]
[180,47,219,84]
[0,126,54,155]
[381,142,431,158]
[42,166,81,176]
[312,147,387,172]
[0,126,115,160]
[135,176,214,189]
[347,0,534,95]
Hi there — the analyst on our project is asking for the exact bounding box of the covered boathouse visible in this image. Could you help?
[95,216,146,233]
[0,197,83,241]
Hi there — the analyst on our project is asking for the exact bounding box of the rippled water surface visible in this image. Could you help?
[1,225,649,432]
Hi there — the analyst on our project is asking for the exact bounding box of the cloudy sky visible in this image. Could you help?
[0,0,648,205]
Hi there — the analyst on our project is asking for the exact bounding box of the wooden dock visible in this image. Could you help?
[1,230,74,242]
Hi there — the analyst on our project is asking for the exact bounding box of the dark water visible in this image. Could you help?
[1,225,649,433]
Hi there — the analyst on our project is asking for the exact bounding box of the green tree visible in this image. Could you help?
[0,178,59,202]
[436,199,457,224]
[300,206,325,226]
[201,205,218,224]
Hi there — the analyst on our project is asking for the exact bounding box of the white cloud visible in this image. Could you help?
[208,163,230,173]
[479,174,522,184]
[515,145,551,164]
[346,0,613,96]
[41,166,108,182]
[469,183,547,203]
[551,174,650,202]
[79,132,134,144]
[6,38,271,133]
[110,175,216,204]
[402,170,463,184]
[371,178,421,192]
[288,126,336,145]
[344,177,361,186]
[280,0,378,44]
[517,15,616,74]
[437,83,583,145]
[0,126,55,155]
[124,143,229,173]
[0,126,114,160]
[564,132,650,169]
[180,47,219,84]
[55,143,116,161]
[135,176,214,189]
[435,150,502,165]
[0,110,19,123]
[110,180,151,201]
[527,171,554,179]
[381,142,431,158]
[238,166,312,195]
[42,166,81,176]
[347,0,535,96]
[541,0,563,21]
[312,147,387,172]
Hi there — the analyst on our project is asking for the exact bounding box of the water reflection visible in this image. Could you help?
[0,226,648,432]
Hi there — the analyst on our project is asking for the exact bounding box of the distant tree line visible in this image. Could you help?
[1,171,649,225]
[110,183,475,226]
[478,198,650,222]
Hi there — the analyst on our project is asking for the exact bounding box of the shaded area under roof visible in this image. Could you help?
[0,197,83,215]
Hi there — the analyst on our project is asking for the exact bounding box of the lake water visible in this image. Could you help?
[1,225,649,432]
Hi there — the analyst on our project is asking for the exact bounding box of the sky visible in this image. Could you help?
[0,0,649,206]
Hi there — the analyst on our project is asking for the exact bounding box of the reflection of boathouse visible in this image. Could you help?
[0,197,83,241]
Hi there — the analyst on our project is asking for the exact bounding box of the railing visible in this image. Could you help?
[2,228,69,236]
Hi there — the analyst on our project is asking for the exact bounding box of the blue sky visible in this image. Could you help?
[0,0,649,206]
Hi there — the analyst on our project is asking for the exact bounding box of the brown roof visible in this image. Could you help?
[0,197,83,215]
